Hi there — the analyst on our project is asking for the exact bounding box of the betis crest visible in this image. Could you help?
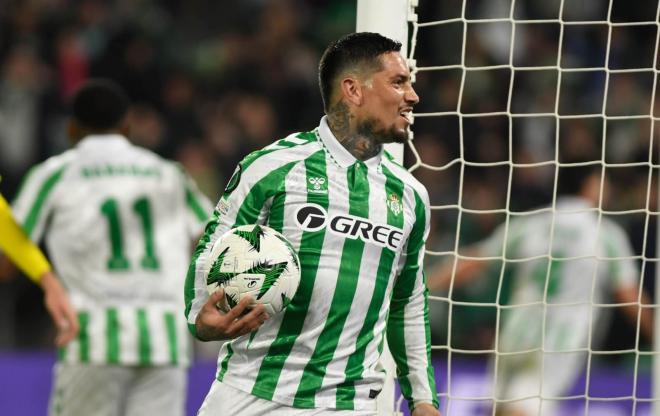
[386,193,403,216]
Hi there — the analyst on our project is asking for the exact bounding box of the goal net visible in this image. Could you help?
[397,0,658,415]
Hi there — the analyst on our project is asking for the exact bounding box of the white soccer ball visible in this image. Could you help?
[205,224,301,316]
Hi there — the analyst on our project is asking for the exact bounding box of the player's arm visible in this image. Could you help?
[606,224,653,341]
[40,270,80,346]
[614,286,653,341]
[0,193,51,282]
[0,196,78,345]
[426,247,488,292]
[387,189,440,415]
[174,162,214,240]
[426,219,513,293]
[4,165,79,346]
[184,153,298,340]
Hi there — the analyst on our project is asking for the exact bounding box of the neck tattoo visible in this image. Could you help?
[327,102,381,161]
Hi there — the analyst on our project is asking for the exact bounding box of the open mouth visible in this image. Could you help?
[399,110,413,124]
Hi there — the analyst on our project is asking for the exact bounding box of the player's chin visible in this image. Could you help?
[390,127,410,143]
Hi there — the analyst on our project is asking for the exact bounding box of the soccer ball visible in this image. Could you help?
[205,224,301,316]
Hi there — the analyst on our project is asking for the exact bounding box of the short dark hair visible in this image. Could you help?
[318,32,402,112]
[556,164,602,196]
[71,79,129,130]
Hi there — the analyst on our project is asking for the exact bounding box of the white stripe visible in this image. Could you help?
[64,334,79,364]
[147,307,168,364]
[85,309,105,363]
[119,308,139,365]
[281,161,307,251]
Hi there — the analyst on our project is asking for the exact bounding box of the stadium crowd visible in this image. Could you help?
[0,0,657,373]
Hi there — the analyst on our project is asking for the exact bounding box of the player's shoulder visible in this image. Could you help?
[123,144,183,175]
[240,130,322,169]
[600,216,629,240]
[26,148,78,179]
[381,152,430,204]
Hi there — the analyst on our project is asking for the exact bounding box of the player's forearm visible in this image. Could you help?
[388,287,439,409]
[617,286,654,341]
[0,197,51,282]
[426,249,487,292]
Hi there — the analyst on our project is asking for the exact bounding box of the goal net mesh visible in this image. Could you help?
[403,0,659,414]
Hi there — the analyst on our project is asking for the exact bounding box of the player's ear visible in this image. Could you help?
[339,76,363,106]
[118,116,130,138]
[67,119,82,145]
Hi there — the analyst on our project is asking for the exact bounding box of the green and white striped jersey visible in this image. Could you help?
[12,135,212,367]
[480,197,638,353]
[186,117,438,411]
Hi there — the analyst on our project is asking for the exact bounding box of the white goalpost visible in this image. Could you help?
[359,0,660,415]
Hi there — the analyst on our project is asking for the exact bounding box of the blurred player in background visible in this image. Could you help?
[0,192,78,346]
[428,165,652,416]
[186,32,441,415]
[11,79,212,416]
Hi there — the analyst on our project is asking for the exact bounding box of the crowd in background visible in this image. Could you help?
[0,0,356,349]
[0,0,657,370]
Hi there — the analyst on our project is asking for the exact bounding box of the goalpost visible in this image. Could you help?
[359,0,660,415]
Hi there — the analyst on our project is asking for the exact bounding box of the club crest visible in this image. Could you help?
[386,193,403,216]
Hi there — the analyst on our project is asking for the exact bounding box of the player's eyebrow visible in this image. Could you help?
[390,73,411,82]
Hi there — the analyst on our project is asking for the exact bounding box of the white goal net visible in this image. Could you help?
[388,0,659,415]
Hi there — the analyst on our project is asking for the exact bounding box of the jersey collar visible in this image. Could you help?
[317,116,383,169]
[77,134,131,149]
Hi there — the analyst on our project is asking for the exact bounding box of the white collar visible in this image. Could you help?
[317,116,383,169]
[77,134,130,148]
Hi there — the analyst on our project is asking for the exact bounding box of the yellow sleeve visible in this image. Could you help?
[0,193,51,283]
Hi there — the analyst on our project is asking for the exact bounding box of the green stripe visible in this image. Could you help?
[106,309,120,363]
[265,166,294,233]
[186,188,208,221]
[386,190,438,408]
[22,165,67,236]
[217,343,233,381]
[57,346,67,362]
[252,149,329,400]
[293,161,370,408]
[241,132,317,172]
[137,309,151,365]
[232,162,299,226]
[164,312,178,365]
[336,165,405,407]
[78,312,90,363]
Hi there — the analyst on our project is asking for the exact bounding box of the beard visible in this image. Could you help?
[356,118,410,144]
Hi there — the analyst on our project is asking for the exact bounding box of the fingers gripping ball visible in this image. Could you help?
[204,224,301,316]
